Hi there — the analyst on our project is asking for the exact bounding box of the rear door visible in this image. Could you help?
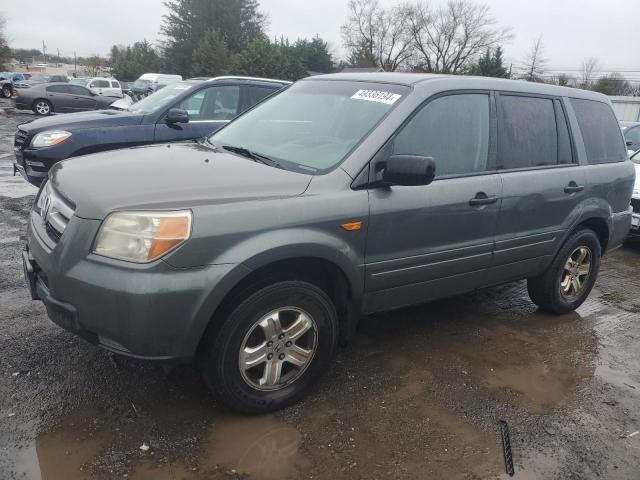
[154,84,241,141]
[488,93,586,284]
[239,84,282,114]
[364,91,502,313]
[66,85,97,111]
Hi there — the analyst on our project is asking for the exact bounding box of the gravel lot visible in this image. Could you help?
[1,101,639,479]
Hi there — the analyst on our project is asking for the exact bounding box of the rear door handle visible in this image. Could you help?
[469,192,499,206]
[564,182,584,193]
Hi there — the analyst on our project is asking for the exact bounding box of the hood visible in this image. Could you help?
[49,142,313,219]
[19,110,143,133]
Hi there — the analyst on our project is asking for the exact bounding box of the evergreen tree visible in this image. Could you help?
[161,0,266,77]
[191,29,231,77]
[232,39,307,81]
[111,41,161,81]
[469,46,510,78]
[293,36,334,73]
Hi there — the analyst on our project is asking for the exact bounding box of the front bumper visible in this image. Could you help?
[14,145,65,186]
[25,209,245,360]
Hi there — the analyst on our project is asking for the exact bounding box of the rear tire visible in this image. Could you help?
[200,280,339,414]
[1,85,11,98]
[527,228,601,314]
[33,99,52,116]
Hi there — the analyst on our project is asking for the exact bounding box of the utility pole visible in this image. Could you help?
[74,51,77,77]
[57,48,60,67]
[42,41,47,65]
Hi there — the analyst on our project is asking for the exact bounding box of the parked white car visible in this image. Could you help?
[87,77,123,98]
[131,73,183,95]
[629,150,640,236]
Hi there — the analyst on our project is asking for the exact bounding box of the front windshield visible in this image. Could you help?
[129,82,192,114]
[69,78,86,85]
[209,80,409,173]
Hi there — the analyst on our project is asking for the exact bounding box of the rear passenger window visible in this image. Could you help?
[46,85,69,94]
[393,94,490,176]
[571,98,627,164]
[498,95,559,169]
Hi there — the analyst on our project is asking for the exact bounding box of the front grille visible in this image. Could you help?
[631,198,640,213]
[36,181,75,244]
[14,129,28,150]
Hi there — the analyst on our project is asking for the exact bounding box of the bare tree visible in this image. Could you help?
[406,0,512,74]
[580,57,599,89]
[84,55,105,77]
[341,0,414,71]
[522,35,547,82]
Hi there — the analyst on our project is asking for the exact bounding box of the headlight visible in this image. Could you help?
[31,130,72,148]
[93,211,192,263]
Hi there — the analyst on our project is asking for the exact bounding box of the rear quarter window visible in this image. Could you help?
[570,98,627,164]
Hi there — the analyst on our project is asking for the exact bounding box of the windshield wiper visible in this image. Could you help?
[222,144,283,169]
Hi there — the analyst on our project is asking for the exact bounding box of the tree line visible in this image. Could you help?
[0,0,638,96]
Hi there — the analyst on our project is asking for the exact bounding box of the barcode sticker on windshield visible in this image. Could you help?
[351,89,401,105]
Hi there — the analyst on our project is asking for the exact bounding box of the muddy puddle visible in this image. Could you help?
[29,407,306,480]
[15,283,602,480]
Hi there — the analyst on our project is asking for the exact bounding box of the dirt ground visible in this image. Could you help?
[1,102,639,480]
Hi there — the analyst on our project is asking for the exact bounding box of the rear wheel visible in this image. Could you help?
[33,99,52,115]
[200,281,338,413]
[527,228,601,314]
[1,85,11,98]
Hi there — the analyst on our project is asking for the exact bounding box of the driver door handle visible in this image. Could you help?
[564,182,584,193]
[469,192,499,206]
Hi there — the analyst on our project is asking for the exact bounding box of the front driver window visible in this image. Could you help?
[181,86,240,121]
[393,93,490,177]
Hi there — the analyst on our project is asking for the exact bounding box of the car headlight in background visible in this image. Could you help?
[31,130,72,148]
[93,211,192,263]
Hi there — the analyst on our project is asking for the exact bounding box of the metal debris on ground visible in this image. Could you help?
[499,420,515,477]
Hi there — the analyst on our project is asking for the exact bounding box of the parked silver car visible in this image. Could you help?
[14,82,117,115]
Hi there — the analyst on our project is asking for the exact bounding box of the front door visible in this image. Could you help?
[364,92,501,313]
[154,85,240,142]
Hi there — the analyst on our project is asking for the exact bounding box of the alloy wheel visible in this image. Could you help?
[239,307,318,391]
[560,246,592,299]
[35,102,50,115]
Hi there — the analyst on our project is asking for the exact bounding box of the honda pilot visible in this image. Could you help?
[23,73,634,413]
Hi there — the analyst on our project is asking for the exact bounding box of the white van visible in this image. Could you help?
[86,77,123,98]
[131,73,183,94]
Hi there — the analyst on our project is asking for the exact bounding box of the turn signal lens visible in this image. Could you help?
[93,210,192,263]
[341,221,362,231]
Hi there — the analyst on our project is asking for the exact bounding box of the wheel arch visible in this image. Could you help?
[194,251,363,363]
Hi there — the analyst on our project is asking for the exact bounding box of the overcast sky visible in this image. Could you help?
[2,0,639,76]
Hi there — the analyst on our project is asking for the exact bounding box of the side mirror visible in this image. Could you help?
[382,155,436,186]
[166,108,189,124]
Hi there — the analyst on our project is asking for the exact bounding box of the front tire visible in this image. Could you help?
[201,281,339,413]
[33,99,52,116]
[1,85,11,98]
[528,228,601,314]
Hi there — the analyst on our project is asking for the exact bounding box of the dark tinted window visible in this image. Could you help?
[46,85,70,94]
[571,98,626,164]
[180,85,240,121]
[242,85,278,112]
[498,95,557,169]
[393,93,490,176]
[67,85,91,96]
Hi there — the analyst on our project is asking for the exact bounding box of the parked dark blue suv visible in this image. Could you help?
[14,76,290,185]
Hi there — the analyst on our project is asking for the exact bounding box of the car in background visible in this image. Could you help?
[13,76,290,185]
[13,75,68,90]
[621,121,640,154]
[629,149,640,236]
[14,82,118,116]
[86,77,123,97]
[7,72,31,82]
[1,79,13,98]
[131,73,182,96]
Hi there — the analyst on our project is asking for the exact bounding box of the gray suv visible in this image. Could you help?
[23,73,634,413]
